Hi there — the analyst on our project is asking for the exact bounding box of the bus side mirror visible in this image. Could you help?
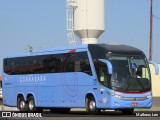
[149,61,159,75]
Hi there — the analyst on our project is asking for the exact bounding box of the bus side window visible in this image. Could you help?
[0,81,2,88]
[77,52,92,76]
[136,65,149,79]
[3,52,92,75]
[42,55,63,73]
[62,53,76,72]
[4,59,8,74]
[142,67,150,79]
[62,52,92,76]
[94,60,109,87]
[75,61,81,72]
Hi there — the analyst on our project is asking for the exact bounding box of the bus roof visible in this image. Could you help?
[88,44,143,54]
[88,44,144,59]
[4,44,144,58]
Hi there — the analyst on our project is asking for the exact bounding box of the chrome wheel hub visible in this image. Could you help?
[29,100,34,110]
[89,101,96,111]
[20,101,26,109]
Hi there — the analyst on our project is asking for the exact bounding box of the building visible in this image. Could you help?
[150,64,160,97]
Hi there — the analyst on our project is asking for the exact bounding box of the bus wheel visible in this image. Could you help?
[121,109,134,115]
[28,96,36,112]
[86,96,97,114]
[18,97,28,112]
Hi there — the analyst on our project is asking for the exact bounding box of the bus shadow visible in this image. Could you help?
[42,111,136,117]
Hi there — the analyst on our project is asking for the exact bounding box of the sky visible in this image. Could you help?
[0,0,160,74]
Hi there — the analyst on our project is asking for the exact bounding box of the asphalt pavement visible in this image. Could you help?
[0,111,159,120]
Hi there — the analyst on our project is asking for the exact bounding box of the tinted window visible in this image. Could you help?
[0,81,2,88]
[4,52,92,75]
[62,52,92,75]
[94,60,109,87]
[76,52,92,75]
[62,53,76,72]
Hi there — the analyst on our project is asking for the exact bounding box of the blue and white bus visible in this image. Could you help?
[2,44,159,114]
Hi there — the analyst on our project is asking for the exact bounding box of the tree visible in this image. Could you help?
[27,45,33,52]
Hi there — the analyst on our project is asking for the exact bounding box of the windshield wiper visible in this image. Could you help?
[136,78,145,91]
[124,75,133,91]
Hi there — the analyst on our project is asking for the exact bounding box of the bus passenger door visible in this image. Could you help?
[94,59,112,108]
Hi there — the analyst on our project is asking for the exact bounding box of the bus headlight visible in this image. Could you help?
[115,94,121,99]
[107,92,122,99]
[147,95,152,99]
[107,92,115,96]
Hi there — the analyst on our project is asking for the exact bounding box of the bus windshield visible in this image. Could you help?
[109,56,151,92]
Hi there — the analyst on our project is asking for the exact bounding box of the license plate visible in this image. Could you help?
[132,103,138,106]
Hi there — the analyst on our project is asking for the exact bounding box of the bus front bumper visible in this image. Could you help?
[108,97,152,109]
[97,91,152,109]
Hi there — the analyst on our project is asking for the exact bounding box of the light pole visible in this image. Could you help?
[149,0,153,61]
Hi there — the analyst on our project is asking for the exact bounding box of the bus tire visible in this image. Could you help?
[121,109,134,115]
[28,96,36,112]
[86,96,97,114]
[18,97,28,112]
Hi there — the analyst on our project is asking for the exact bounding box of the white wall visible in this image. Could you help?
[150,64,160,97]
